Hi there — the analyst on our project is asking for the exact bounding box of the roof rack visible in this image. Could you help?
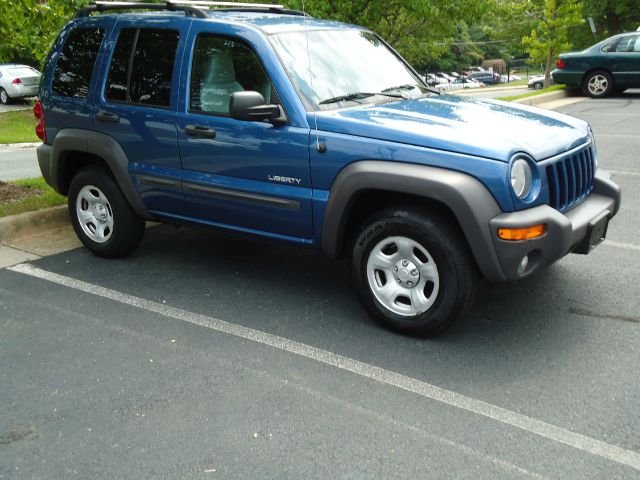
[77,1,208,18]
[76,1,308,18]
[168,0,308,16]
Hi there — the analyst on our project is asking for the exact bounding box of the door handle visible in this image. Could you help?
[96,111,120,123]
[185,125,216,139]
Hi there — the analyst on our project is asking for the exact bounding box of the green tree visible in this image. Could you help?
[583,0,640,36]
[0,0,91,67]
[521,0,585,87]
[288,0,492,67]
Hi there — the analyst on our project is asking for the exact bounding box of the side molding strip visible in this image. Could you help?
[136,174,181,188]
[183,182,301,211]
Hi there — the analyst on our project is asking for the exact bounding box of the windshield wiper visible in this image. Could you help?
[383,83,440,97]
[318,91,406,105]
[382,84,418,92]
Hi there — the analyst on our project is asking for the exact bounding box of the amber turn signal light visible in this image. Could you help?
[498,224,546,241]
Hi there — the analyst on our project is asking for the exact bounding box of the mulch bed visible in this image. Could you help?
[0,181,42,204]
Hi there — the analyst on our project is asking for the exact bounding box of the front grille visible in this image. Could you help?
[546,145,595,211]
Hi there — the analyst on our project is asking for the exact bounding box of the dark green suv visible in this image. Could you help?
[552,32,640,98]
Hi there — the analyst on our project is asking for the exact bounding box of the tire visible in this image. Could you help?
[0,88,10,105]
[533,82,543,90]
[582,70,613,98]
[351,206,478,337]
[68,166,145,258]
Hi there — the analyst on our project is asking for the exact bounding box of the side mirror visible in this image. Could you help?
[229,91,286,124]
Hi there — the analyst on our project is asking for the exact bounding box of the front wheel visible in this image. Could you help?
[351,207,478,337]
[68,166,145,258]
[583,70,613,98]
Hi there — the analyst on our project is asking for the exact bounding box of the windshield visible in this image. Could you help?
[270,29,429,111]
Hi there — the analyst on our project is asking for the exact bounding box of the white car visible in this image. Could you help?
[0,64,41,104]
[527,75,550,90]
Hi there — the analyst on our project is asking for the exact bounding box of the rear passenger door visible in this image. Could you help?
[176,29,313,241]
[93,20,189,214]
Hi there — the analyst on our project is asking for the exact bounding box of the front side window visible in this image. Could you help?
[190,35,278,115]
[106,28,179,108]
[270,29,428,111]
[52,27,105,98]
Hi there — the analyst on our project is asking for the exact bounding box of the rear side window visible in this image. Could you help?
[52,28,104,98]
[106,28,179,108]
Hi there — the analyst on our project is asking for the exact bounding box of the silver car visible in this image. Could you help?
[0,64,41,104]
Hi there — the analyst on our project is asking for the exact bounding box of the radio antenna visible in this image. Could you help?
[302,0,324,153]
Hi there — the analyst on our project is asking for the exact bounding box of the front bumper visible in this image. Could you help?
[488,169,620,280]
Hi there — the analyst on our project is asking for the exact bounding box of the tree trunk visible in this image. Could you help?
[544,46,554,88]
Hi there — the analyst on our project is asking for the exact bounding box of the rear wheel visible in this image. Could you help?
[582,70,613,98]
[0,88,10,105]
[351,206,478,336]
[533,82,543,90]
[68,166,144,258]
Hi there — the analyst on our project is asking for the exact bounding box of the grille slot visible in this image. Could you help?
[546,146,595,211]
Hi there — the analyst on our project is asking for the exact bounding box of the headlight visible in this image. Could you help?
[510,158,533,199]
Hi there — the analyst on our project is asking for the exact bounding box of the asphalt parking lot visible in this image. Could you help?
[1,93,639,479]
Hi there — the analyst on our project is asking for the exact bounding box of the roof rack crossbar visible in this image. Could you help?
[167,1,309,16]
[77,1,209,18]
[168,1,284,8]
[76,0,308,18]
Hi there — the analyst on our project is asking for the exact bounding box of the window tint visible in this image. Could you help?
[105,28,179,108]
[605,35,640,53]
[190,35,278,115]
[52,28,104,98]
[106,29,136,102]
[614,35,639,52]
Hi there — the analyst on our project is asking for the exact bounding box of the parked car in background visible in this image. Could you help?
[442,78,484,90]
[425,73,449,86]
[0,64,41,104]
[466,71,501,85]
[552,31,640,98]
[436,72,455,82]
[527,75,555,89]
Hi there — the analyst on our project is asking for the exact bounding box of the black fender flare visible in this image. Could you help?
[320,161,507,282]
[44,128,147,215]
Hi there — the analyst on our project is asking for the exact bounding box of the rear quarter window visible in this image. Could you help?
[52,27,105,99]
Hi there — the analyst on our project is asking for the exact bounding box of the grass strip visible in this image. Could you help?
[0,110,38,144]
[499,85,566,102]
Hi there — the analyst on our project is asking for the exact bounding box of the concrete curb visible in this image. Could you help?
[0,142,40,149]
[512,89,570,106]
[0,205,68,243]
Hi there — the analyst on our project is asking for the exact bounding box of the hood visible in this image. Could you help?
[313,94,589,162]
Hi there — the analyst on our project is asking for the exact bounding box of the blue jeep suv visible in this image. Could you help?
[35,1,621,336]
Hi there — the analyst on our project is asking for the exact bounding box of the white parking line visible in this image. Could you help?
[610,169,640,177]
[8,263,640,472]
[605,240,640,252]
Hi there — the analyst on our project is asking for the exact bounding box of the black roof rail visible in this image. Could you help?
[169,1,308,16]
[76,1,209,19]
[76,1,309,18]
